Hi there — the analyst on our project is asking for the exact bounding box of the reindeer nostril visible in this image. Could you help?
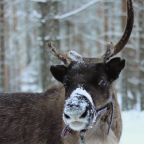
[64,113,70,119]
[80,109,88,118]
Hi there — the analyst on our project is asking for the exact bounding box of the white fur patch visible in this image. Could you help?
[70,87,94,105]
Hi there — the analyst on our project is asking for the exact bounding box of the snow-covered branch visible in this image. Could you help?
[55,0,103,20]
[31,0,47,2]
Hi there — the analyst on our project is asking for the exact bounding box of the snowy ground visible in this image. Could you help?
[120,111,144,144]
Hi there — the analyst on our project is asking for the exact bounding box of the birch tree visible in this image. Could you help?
[0,0,6,91]
[33,0,61,90]
[138,1,144,110]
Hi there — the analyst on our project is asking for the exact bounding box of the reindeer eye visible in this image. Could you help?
[98,80,107,88]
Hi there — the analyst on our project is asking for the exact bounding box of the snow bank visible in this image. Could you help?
[120,111,144,144]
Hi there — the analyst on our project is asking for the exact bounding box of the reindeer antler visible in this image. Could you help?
[83,0,134,63]
[49,0,134,65]
[48,42,85,64]
[103,42,114,62]
[48,42,70,65]
[103,0,134,61]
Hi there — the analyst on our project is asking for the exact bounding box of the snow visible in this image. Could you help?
[120,111,144,144]
[68,50,84,63]
[128,77,140,85]
[70,87,94,105]
[20,64,42,92]
[31,10,42,19]
[31,0,47,2]
[127,90,134,99]
[65,96,87,114]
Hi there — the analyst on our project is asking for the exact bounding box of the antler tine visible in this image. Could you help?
[48,43,86,64]
[103,0,134,61]
[48,42,70,65]
[103,42,114,62]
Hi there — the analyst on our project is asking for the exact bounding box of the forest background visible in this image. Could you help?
[0,0,144,110]
[0,0,144,143]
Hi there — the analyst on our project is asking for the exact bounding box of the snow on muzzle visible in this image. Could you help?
[61,87,113,138]
[62,87,98,133]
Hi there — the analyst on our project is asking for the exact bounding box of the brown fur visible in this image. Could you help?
[0,86,121,144]
[0,86,65,144]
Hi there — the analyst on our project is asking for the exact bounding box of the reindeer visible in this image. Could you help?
[0,0,133,144]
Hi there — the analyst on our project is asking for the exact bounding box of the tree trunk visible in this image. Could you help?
[35,1,60,90]
[139,6,144,110]
[0,0,8,92]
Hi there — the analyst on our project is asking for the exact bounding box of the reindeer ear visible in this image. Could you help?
[106,57,125,81]
[50,65,67,83]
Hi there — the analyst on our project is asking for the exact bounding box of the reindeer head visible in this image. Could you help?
[50,0,133,136]
[50,57,125,131]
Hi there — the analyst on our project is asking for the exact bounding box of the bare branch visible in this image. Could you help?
[55,0,102,20]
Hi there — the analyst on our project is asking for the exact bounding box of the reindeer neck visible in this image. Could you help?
[85,121,119,144]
